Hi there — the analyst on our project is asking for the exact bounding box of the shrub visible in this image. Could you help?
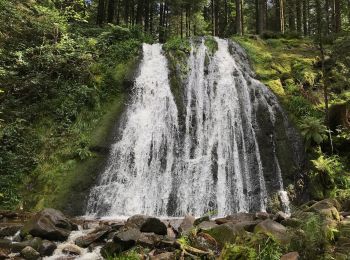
[300,117,328,149]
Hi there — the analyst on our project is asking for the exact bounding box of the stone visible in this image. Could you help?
[100,242,124,258]
[191,232,218,252]
[234,220,261,232]
[0,225,23,238]
[150,252,176,260]
[137,233,162,248]
[281,252,300,260]
[215,213,255,225]
[255,212,270,220]
[155,238,180,250]
[11,237,42,253]
[21,246,40,260]
[0,249,9,260]
[254,219,290,245]
[197,221,218,231]
[75,225,111,248]
[308,202,340,221]
[179,215,195,235]
[204,223,245,247]
[62,244,82,255]
[39,240,57,256]
[140,218,167,235]
[310,199,341,211]
[274,211,289,222]
[111,228,141,253]
[21,209,77,241]
[281,218,302,228]
[166,227,177,239]
[0,239,11,249]
[125,215,148,229]
[194,216,210,226]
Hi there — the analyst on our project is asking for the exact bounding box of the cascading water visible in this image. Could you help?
[86,43,179,217]
[86,38,303,218]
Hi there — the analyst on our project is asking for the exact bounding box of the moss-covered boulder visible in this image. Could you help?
[203,223,246,247]
[254,219,290,245]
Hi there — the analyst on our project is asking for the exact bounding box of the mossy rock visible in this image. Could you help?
[267,79,285,96]
[203,223,246,247]
[254,219,290,245]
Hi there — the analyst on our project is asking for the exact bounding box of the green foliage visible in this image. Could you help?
[291,60,317,87]
[300,117,328,148]
[257,237,283,260]
[0,0,142,209]
[163,37,191,54]
[221,244,257,260]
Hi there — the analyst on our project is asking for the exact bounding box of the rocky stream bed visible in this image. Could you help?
[1,199,350,259]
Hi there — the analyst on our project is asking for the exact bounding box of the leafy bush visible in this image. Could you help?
[221,244,257,260]
[300,117,328,149]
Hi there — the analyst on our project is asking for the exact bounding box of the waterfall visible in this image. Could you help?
[86,38,301,218]
[86,44,179,217]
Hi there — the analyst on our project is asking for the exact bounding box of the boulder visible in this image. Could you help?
[0,225,22,238]
[215,213,255,225]
[179,215,195,235]
[255,212,270,220]
[308,200,340,221]
[234,220,261,232]
[21,209,77,241]
[281,252,300,260]
[166,227,177,239]
[62,244,82,256]
[155,237,180,250]
[197,221,218,231]
[203,223,245,247]
[11,237,42,252]
[21,246,40,260]
[281,218,302,228]
[100,242,124,258]
[0,249,9,260]
[125,215,149,229]
[110,228,141,253]
[140,218,167,235]
[191,232,218,252]
[137,233,162,248]
[194,216,210,226]
[0,239,11,249]
[39,240,57,256]
[254,219,290,245]
[274,211,289,222]
[75,225,111,248]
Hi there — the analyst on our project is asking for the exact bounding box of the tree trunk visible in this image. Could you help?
[296,0,302,34]
[334,0,342,33]
[288,0,296,31]
[107,0,115,23]
[236,0,243,35]
[136,0,143,25]
[257,0,266,35]
[97,0,106,25]
[303,0,308,35]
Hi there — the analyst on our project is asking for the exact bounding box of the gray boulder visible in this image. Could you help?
[140,218,167,235]
[21,246,40,260]
[39,240,57,256]
[254,219,290,245]
[21,209,77,241]
[75,225,111,248]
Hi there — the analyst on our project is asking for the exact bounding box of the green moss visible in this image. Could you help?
[204,36,218,54]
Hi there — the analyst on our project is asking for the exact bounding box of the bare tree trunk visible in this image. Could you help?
[236,0,243,35]
[107,0,115,23]
[97,0,106,25]
[334,0,342,33]
[303,0,308,35]
[296,0,302,34]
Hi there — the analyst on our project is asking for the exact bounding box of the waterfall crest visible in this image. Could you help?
[86,38,302,218]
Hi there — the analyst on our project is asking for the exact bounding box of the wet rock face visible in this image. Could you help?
[21,208,77,241]
[21,246,40,260]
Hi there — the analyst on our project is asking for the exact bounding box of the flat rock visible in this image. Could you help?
[194,216,210,226]
[75,225,111,248]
